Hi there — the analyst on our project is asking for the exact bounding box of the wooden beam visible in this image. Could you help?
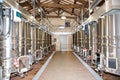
[62,9,78,16]
[58,8,61,16]
[76,0,87,4]
[53,0,61,3]
[72,0,77,14]
[76,0,89,8]
[19,1,30,7]
[36,15,76,19]
[47,15,76,19]
[47,8,58,14]
[40,3,82,8]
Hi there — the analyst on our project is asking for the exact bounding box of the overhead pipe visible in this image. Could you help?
[90,0,103,10]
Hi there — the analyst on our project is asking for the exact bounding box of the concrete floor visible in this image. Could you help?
[39,51,96,80]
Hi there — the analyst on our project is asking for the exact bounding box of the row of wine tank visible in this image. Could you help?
[73,14,120,75]
[0,7,52,80]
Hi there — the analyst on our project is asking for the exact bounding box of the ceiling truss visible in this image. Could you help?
[17,0,101,20]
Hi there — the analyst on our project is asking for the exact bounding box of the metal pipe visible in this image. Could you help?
[90,0,102,9]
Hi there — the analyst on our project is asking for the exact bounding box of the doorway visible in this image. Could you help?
[60,35,67,51]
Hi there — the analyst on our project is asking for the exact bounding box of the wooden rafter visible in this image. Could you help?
[47,8,58,14]
[35,14,76,19]
[17,0,91,20]
[40,3,82,8]
[19,1,31,7]
[52,0,61,16]
[61,0,73,4]
[77,0,89,8]
[62,9,78,16]
[47,15,76,19]
[76,0,87,4]
[40,0,53,4]
[53,0,61,3]
[72,0,77,14]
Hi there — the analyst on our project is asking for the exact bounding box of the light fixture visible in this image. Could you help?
[61,12,66,20]
[61,16,66,20]
[38,9,41,12]
[90,9,93,13]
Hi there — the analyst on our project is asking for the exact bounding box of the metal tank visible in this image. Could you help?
[36,28,40,51]
[11,21,19,73]
[75,32,77,51]
[43,32,48,55]
[88,23,92,50]
[115,13,120,75]
[97,19,102,52]
[49,34,52,51]
[97,17,107,71]
[19,21,25,56]
[84,25,89,50]
[16,20,31,77]
[0,7,13,80]
[80,30,84,49]
[35,28,43,61]
[76,31,80,53]
[79,30,84,56]
[31,26,36,62]
[41,30,45,56]
[90,21,97,64]
[73,33,76,51]
[105,13,120,75]
[26,22,31,56]
[47,33,52,53]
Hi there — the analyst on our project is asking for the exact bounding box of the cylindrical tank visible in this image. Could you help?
[36,28,39,50]
[97,19,102,52]
[76,31,80,53]
[80,30,84,48]
[88,24,92,50]
[115,14,120,73]
[26,22,31,55]
[91,22,97,60]
[19,21,25,56]
[0,8,13,80]
[84,25,89,49]
[75,32,77,51]
[31,26,36,62]
[105,13,120,75]
[39,29,43,48]
[99,17,107,68]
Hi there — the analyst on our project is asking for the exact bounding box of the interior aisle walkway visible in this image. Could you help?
[38,51,96,80]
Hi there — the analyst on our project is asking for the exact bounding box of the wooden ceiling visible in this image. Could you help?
[17,0,94,20]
